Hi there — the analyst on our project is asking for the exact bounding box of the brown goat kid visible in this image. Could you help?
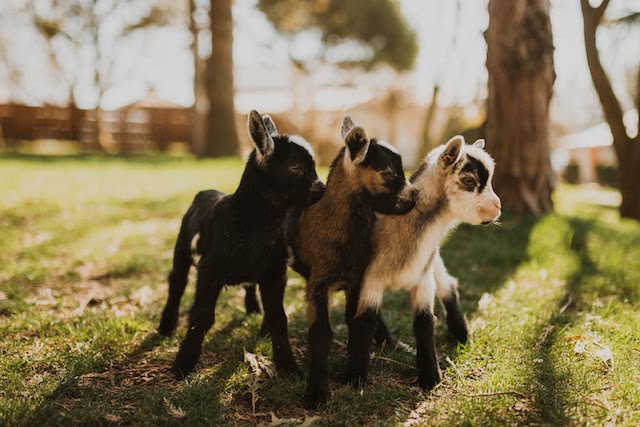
[288,116,417,408]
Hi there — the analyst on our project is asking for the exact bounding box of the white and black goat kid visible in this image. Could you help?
[289,116,417,408]
[157,110,324,378]
[356,135,501,390]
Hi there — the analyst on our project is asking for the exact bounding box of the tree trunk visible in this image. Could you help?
[619,153,640,219]
[204,0,239,157]
[189,0,208,156]
[418,85,440,161]
[485,0,555,215]
[580,0,640,221]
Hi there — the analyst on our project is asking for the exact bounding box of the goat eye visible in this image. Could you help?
[462,177,476,186]
[380,168,394,177]
[289,165,304,175]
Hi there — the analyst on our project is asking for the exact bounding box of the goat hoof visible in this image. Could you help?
[418,368,442,391]
[172,360,195,380]
[172,351,199,380]
[451,329,469,344]
[374,335,397,350]
[304,386,329,409]
[157,318,177,337]
[342,370,367,389]
[258,320,269,337]
[276,361,301,377]
[447,320,469,344]
[172,365,189,380]
[244,298,262,315]
[157,325,175,337]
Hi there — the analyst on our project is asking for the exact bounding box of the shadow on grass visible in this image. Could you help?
[25,311,270,426]
[443,211,539,316]
[520,215,639,425]
[565,217,639,305]
[517,217,597,425]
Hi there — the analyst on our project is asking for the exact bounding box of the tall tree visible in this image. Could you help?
[257,0,417,72]
[485,0,555,215]
[188,0,207,156]
[203,0,238,157]
[581,0,640,220]
[30,0,174,150]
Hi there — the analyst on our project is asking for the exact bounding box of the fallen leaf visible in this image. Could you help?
[131,285,154,306]
[269,411,300,426]
[566,335,587,343]
[592,342,614,369]
[244,349,275,378]
[300,415,322,427]
[513,401,527,412]
[163,397,186,418]
[477,293,493,312]
[104,414,121,422]
[574,339,587,354]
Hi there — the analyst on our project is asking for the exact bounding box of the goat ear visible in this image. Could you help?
[341,115,356,140]
[343,125,370,165]
[248,110,275,162]
[472,139,486,149]
[440,135,464,167]
[262,114,278,137]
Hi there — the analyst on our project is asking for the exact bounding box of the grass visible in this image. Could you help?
[1,153,639,426]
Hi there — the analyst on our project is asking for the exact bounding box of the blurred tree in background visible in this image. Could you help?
[256,0,417,155]
[204,0,238,157]
[188,0,239,157]
[581,0,640,220]
[29,0,176,151]
[257,0,417,71]
[485,0,555,215]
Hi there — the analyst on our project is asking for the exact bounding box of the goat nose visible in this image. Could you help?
[493,199,501,210]
[311,179,325,190]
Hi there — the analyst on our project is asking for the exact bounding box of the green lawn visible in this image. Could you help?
[1,154,639,426]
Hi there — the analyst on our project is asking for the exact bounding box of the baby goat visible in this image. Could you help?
[289,116,417,408]
[356,135,501,391]
[158,110,324,378]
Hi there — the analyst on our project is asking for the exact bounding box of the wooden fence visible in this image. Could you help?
[0,103,192,152]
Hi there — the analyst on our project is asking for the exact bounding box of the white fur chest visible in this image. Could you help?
[389,224,444,290]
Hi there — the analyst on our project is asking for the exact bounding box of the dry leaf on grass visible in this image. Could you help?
[163,397,186,418]
[300,415,321,427]
[268,411,300,426]
[568,335,614,369]
[104,414,121,422]
[244,349,276,378]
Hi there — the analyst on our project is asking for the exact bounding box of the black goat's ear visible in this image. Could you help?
[440,135,464,167]
[262,114,278,138]
[248,110,275,163]
[341,116,370,165]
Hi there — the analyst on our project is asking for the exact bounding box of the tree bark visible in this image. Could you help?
[204,0,239,157]
[580,0,640,220]
[485,0,556,215]
[418,85,441,161]
[190,0,208,156]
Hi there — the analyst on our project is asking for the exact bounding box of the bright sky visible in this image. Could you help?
[0,0,637,131]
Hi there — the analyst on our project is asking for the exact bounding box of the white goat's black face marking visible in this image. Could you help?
[459,155,489,192]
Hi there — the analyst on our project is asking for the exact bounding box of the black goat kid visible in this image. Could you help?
[158,110,325,378]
